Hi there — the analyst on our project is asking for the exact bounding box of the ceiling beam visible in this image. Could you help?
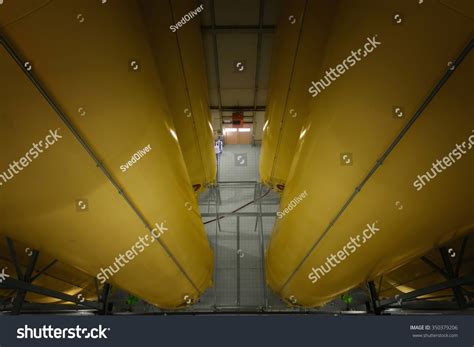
[202,25,275,34]
[210,106,266,111]
[209,0,223,128]
[252,0,265,127]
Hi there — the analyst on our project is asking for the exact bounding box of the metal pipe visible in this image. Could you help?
[0,36,201,295]
[217,180,259,184]
[254,183,260,232]
[209,0,223,129]
[278,38,474,294]
[203,188,272,224]
[252,0,265,140]
[2,303,97,312]
[207,186,213,213]
[145,306,326,314]
[236,216,241,306]
[202,212,276,217]
[213,215,218,308]
[388,300,471,310]
[257,184,268,306]
[215,185,222,232]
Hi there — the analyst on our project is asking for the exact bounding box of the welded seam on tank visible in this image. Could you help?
[277,38,474,294]
[0,0,52,29]
[168,0,210,184]
[269,0,309,183]
[439,0,474,20]
[0,36,202,295]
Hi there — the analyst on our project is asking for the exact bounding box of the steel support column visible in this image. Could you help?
[30,259,58,281]
[236,216,241,306]
[100,283,112,315]
[257,184,268,307]
[420,256,448,279]
[367,281,381,315]
[440,247,466,309]
[380,275,474,307]
[1,278,99,309]
[11,249,39,315]
[455,236,469,276]
[6,237,23,279]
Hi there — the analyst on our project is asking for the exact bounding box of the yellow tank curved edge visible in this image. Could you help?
[0,0,213,309]
[140,0,216,193]
[265,0,474,307]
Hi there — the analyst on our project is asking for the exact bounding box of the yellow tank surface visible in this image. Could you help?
[0,236,98,304]
[265,0,473,307]
[140,0,216,192]
[0,0,213,308]
[259,0,339,190]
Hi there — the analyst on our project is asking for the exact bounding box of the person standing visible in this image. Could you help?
[214,141,220,163]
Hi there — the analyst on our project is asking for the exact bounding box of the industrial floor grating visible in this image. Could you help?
[107,145,367,313]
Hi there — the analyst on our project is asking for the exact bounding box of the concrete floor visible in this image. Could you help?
[196,144,282,309]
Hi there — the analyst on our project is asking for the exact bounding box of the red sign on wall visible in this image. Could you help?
[232,113,244,128]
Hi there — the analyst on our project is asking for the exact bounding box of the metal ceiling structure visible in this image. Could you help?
[201,0,278,129]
